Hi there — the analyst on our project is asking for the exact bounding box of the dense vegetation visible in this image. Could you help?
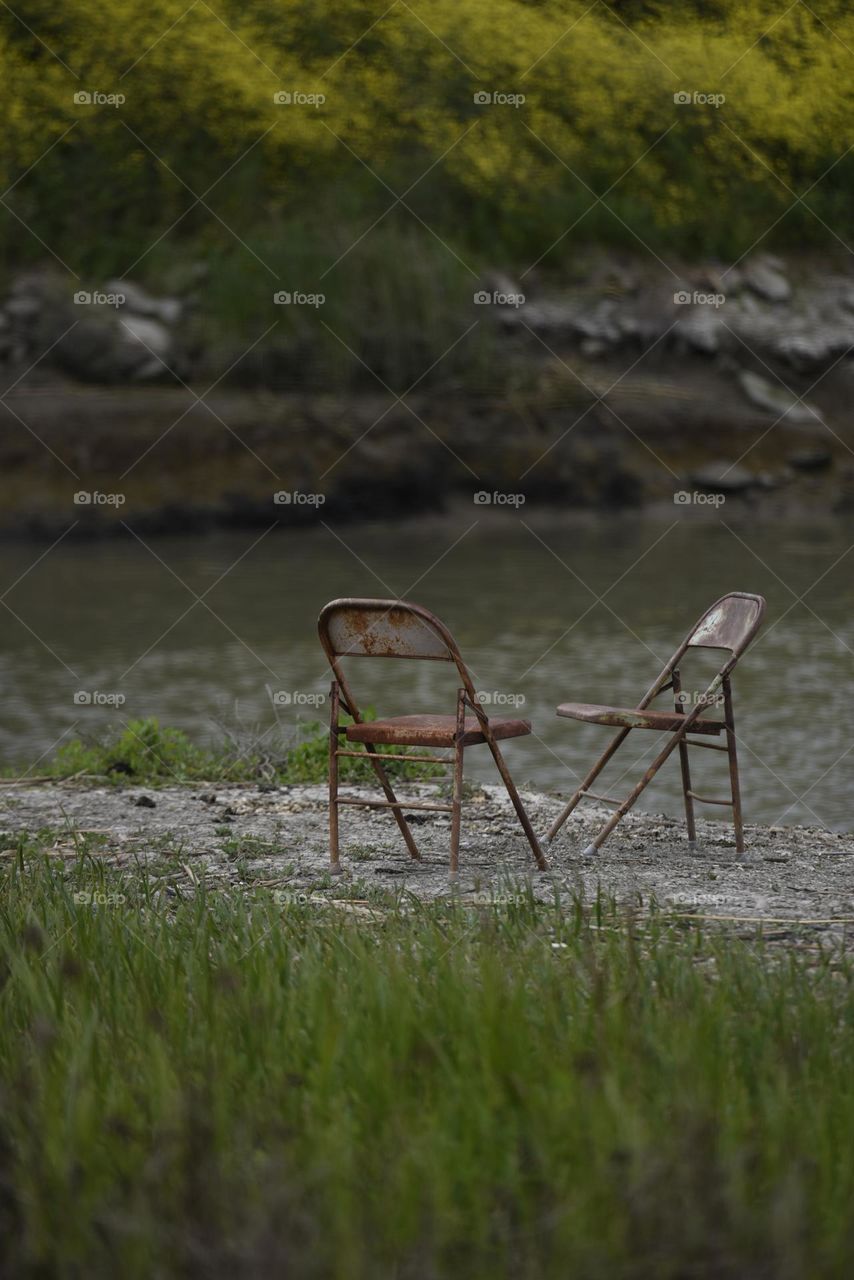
[0,851,852,1277]
[3,2,852,387]
[4,0,854,265]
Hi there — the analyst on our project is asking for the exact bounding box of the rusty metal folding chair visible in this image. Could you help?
[318,597,547,877]
[548,592,766,856]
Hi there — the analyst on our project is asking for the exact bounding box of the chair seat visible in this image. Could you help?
[555,702,724,736]
[346,714,532,749]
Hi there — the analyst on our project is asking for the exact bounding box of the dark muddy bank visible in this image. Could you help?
[4,250,854,537]
[2,372,852,539]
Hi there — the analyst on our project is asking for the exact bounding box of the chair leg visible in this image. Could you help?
[582,730,688,857]
[330,682,422,865]
[677,739,697,850]
[723,678,745,854]
[449,690,465,879]
[363,745,423,862]
[672,673,697,850]
[483,734,548,871]
[328,681,342,875]
[547,727,632,842]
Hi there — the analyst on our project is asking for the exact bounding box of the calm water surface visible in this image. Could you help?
[1,512,852,830]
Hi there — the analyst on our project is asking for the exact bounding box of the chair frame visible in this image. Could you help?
[318,597,547,877]
[548,592,766,856]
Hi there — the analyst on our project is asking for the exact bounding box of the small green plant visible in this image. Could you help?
[347,843,381,862]
[220,836,282,860]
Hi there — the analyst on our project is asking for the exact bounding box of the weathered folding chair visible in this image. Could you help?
[318,597,547,877]
[548,592,766,856]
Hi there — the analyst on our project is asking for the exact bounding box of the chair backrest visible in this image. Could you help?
[318,597,479,722]
[637,591,766,713]
[685,592,766,657]
[318,598,458,663]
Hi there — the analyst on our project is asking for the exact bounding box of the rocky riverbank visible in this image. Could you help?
[3,781,853,934]
[3,252,854,537]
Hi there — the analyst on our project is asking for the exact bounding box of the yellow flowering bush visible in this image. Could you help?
[0,1,851,276]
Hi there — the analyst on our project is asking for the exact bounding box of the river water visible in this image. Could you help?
[2,511,852,830]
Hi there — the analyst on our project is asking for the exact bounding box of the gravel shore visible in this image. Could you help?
[2,781,852,934]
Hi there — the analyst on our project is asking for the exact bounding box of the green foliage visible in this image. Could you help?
[2,0,853,284]
[21,716,442,785]
[1,855,853,1276]
[45,717,219,781]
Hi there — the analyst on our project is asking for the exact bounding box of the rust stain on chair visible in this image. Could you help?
[318,597,547,878]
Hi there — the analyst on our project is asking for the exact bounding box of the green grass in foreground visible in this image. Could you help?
[0,852,853,1278]
[10,716,440,787]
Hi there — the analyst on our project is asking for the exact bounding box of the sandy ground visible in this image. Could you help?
[1,781,853,935]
